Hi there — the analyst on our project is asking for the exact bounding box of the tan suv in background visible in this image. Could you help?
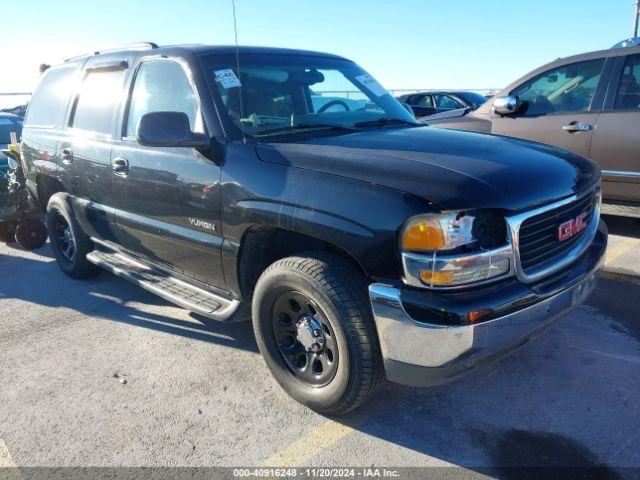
[428,40,640,218]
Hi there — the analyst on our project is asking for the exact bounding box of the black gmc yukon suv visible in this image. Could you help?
[21,43,607,414]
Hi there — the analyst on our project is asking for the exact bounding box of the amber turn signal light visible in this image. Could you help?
[402,218,446,251]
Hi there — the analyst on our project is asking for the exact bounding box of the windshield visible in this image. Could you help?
[456,91,488,109]
[202,54,417,138]
[0,118,22,144]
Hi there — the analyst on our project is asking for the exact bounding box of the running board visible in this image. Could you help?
[602,202,640,219]
[86,249,241,321]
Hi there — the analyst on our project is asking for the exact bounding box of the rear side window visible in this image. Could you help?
[614,55,640,110]
[70,69,125,135]
[512,58,605,116]
[24,65,78,128]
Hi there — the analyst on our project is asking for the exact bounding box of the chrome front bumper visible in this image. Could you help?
[370,220,607,387]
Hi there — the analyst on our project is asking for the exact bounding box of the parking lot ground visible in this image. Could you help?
[0,215,639,478]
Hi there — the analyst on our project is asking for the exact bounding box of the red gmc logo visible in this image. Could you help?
[558,211,588,241]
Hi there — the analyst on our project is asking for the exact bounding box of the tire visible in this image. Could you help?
[46,193,99,278]
[0,222,16,243]
[252,252,384,415]
[15,218,48,250]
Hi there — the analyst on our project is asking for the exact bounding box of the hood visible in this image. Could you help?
[255,126,599,212]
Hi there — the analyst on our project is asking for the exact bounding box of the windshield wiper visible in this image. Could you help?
[354,117,421,128]
[257,123,362,136]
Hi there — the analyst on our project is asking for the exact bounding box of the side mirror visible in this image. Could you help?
[493,95,521,116]
[137,111,210,149]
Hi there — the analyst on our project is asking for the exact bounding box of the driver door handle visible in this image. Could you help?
[112,157,129,176]
[563,122,593,133]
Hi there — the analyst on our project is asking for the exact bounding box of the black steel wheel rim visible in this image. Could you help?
[272,291,339,387]
[53,213,75,261]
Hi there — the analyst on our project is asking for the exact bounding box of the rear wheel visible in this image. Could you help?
[15,218,48,250]
[252,253,383,415]
[46,193,99,278]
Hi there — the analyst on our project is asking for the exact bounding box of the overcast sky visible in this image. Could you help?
[0,0,636,107]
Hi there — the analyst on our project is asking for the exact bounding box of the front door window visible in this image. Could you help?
[125,59,204,137]
[434,94,463,110]
[512,59,605,116]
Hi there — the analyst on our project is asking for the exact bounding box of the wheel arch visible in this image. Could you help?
[234,225,371,301]
[35,174,65,210]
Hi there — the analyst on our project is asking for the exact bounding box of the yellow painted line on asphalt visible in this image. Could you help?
[260,420,355,467]
[605,238,636,266]
[0,438,21,480]
[0,438,17,468]
[260,238,640,468]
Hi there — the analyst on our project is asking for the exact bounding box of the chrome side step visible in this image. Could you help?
[602,202,640,219]
[86,249,241,321]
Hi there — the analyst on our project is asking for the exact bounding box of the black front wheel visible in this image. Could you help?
[271,290,340,388]
[46,193,99,279]
[252,253,384,415]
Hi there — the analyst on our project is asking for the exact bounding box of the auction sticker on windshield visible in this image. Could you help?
[214,69,242,89]
[355,74,387,97]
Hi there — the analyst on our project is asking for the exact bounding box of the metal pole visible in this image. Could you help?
[635,0,640,38]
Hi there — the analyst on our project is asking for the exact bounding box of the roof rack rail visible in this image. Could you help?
[65,42,159,62]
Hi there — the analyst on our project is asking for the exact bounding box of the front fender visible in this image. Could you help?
[220,143,432,297]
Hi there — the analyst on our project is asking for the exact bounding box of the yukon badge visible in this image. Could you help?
[558,211,588,241]
[189,218,216,232]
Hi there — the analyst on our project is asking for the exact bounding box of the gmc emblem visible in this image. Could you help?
[558,211,588,241]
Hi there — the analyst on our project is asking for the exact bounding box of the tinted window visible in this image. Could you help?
[24,65,78,127]
[410,95,433,107]
[126,60,203,137]
[512,59,605,116]
[614,55,640,110]
[0,118,22,144]
[70,69,125,135]
[434,94,463,109]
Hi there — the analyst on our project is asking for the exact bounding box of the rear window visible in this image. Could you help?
[69,69,125,135]
[24,65,78,128]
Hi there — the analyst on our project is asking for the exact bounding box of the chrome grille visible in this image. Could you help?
[518,190,596,275]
